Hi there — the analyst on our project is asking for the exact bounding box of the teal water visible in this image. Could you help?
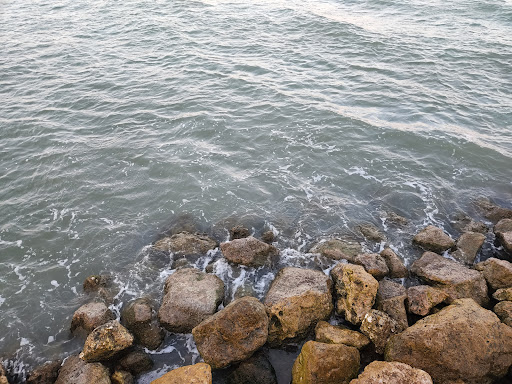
[1,0,511,381]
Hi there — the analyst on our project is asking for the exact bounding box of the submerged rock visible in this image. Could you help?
[380,248,408,278]
[83,275,112,293]
[229,225,250,240]
[452,213,488,234]
[150,363,212,384]
[121,298,164,350]
[153,232,217,255]
[71,302,115,335]
[406,285,448,316]
[314,321,370,349]
[360,309,399,354]
[451,231,486,265]
[261,230,275,244]
[494,301,512,326]
[27,360,62,384]
[227,352,278,384]
[355,253,389,280]
[413,225,455,253]
[80,321,134,362]
[475,257,512,290]
[376,279,408,331]
[264,267,333,345]
[220,236,279,267]
[310,239,362,262]
[350,361,433,384]
[357,223,386,242]
[55,355,110,384]
[476,198,512,223]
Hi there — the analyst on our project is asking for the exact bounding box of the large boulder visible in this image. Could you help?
[227,352,278,384]
[310,239,362,262]
[291,341,360,384]
[354,253,389,280]
[331,263,379,325]
[476,257,512,290]
[494,301,512,326]
[375,279,408,331]
[350,361,433,384]
[71,302,115,335]
[410,252,488,306]
[264,267,333,345]
[80,321,134,362]
[158,268,224,333]
[121,298,164,350]
[220,236,279,267]
[385,299,512,384]
[27,360,62,384]
[314,321,370,350]
[451,231,486,265]
[192,297,268,369]
[55,355,110,384]
[413,225,455,253]
[360,310,399,354]
[150,363,212,384]
[476,198,512,223]
[153,232,217,255]
[406,285,448,316]
[380,248,408,278]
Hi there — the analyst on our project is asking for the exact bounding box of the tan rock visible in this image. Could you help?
[310,239,362,262]
[413,225,455,253]
[380,248,408,278]
[376,279,408,331]
[220,236,278,267]
[350,361,433,384]
[493,287,512,301]
[498,231,512,254]
[153,232,217,255]
[354,253,389,280]
[27,360,62,384]
[476,198,512,223]
[494,301,512,326]
[475,257,512,290]
[111,370,133,384]
[407,285,448,316]
[358,224,386,242]
[452,232,486,265]
[150,363,212,384]
[360,309,399,354]
[79,321,133,362]
[55,355,110,384]
[314,321,370,349]
[291,341,359,384]
[71,302,115,335]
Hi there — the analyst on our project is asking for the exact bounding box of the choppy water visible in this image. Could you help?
[1,0,511,381]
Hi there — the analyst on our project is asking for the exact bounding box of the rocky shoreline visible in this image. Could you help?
[1,198,512,384]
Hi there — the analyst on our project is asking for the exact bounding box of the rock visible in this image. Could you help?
[150,363,212,384]
[413,225,455,253]
[121,298,164,350]
[261,231,275,243]
[360,309,399,354]
[494,301,512,326]
[227,352,278,384]
[71,302,115,335]
[495,221,512,253]
[476,198,512,223]
[83,275,112,293]
[0,363,7,384]
[384,211,409,226]
[171,257,192,270]
[452,213,488,234]
[233,283,256,301]
[192,297,268,369]
[331,263,379,325]
[475,257,512,290]
[314,321,370,349]
[380,248,408,278]
[116,350,153,375]
[80,321,134,362]
[385,298,512,384]
[230,225,250,240]
[158,268,224,333]
[498,232,512,254]
[376,279,408,331]
[354,253,389,280]
[220,236,279,267]
[264,267,333,345]
[358,224,386,242]
[350,361,433,384]
[494,219,512,235]
[451,232,486,265]
[111,371,133,384]
[411,252,488,306]
[152,232,217,255]
[27,360,62,384]
[493,287,512,301]
[310,239,362,262]
[406,285,448,316]
[55,355,110,384]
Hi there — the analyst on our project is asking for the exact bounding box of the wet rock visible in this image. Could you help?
[411,252,488,306]
[385,298,512,384]
[413,225,455,253]
[384,211,409,226]
[451,231,486,265]
[493,287,512,301]
[0,363,7,384]
[494,301,512,326]
[233,283,256,301]
[192,297,268,369]
[354,253,389,280]
[171,257,192,270]
[406,285,449,316]
[310,239,362,262]
[230,225,250,240]
[158,268,224,333]
[55,355,110,384]
[150,363,212,384]
[358,224,386,242]
[314,321,370,349]
[476,198,512,223]
[495,219,512,254]
[121,298,164,350]
[376,279,408,331]
[80,320,134,362]
[331,263,379,325]
[264,267,333,345]
[452,213,488,234]
[360,309,399,354]
[291,341,360,384]
[494,218,512,235]
[350,361,433,384]
[83,275,112,293]
[261,230,275,244]
[71,302,115,335]
[475,257,512,290]
[27,360,62,384]
[227,352,278,384]
[220,236,279,267]
[111,370,133,384]
[380,248,408,278]
[153,232,217,255]
[116,350,153,375]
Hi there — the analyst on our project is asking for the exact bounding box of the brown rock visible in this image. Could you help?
[494,219,512,235]
[83,275,112,293]
[158,268,224,333]
[0,364,7,384]
[497,231,512,254]
[475,257,512,290]
[261,231,275,244]
[452,232,486,265]
[413,225,455,253]
[354,253,389,280]
[150,363,212,384]
[452,213,488,234]
[264,267,333,345]
[493,287,512,301]
[411,252,488,306]
[71,302,115,335]
[192,297,268,369]
[111,370,133,384]
[476,198,512,223]
[494,301,512,326]
[116,350,153,375]
[384,211,408,226]
[385,298,512,384]
[406,285,449,316]
[230,225,250,240]
[314,321,370,349]
[55,355,110,384]
[376,279,408,331]
[350,361,433,384]
[153,232,217,255]
[380,248,408,278]
[27,360,62,384]
[331,263,379,325]
[220,236,279,267]
[358,224,386,242]
[310,239,362,262]
[360,309,399,354]
[227,352,278,384]
[80,321,134,362]
[121,298,164,350]
[291,341,360,384]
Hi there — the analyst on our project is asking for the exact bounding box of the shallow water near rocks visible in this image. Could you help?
[0,0,511,381]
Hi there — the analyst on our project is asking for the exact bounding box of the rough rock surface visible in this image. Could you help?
[80,321,134,362]
[452,231,486,265]
[376,279,408,331]
[493,287,512,301]
[27,360,62,384]
[494,219,512,235]
[475,257,512,290]
[220,236,278,267]
[498,232,512,254]
[476,198,512,223]
[264,267,333,345]
[261,231,275,244]
[452,213,488,234]
[192,297,268,369]
[314,321,370,349]
[494,219,512,253]
[150,363,212,384]
[350,361,433,384]
[291,341,360,384]
[494,301,512,326]
[411,252,488,306]
[360,309,399,354]
[310,239,362,262]
[116,350,153,375]
[121,298,164,350]
[331,263,379,325]
[55,355,110,384]
[385,298,512,384]
[358,224,386,242]
[380,248,408,278]
[83,275,112,293]
[354,253,389,280]
[229,225,250,240]
[153,232,217,255]
[111,370,133,384]
[413,225,455,253]
[227,352,278,384]
[0,363,7,384]
[71,302,115,335]
[406,285,448,316]
[158,268,224,333]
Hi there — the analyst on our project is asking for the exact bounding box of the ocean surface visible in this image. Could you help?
[1,0,511,381]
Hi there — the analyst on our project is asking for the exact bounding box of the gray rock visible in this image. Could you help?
[310,239,362,262]
[413,225,455,253]
[116,350,153,375]
[475,257,512,290]
[55,355,110,384]
[451,232,486,265]
[360,309,399,354]
[376,279,408,331]
[220,236,279,267]
[71,302,115,335]
[354,253,389,280]
[358,223,386,242]
[121,298,164,350]
[153,232,217,255]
